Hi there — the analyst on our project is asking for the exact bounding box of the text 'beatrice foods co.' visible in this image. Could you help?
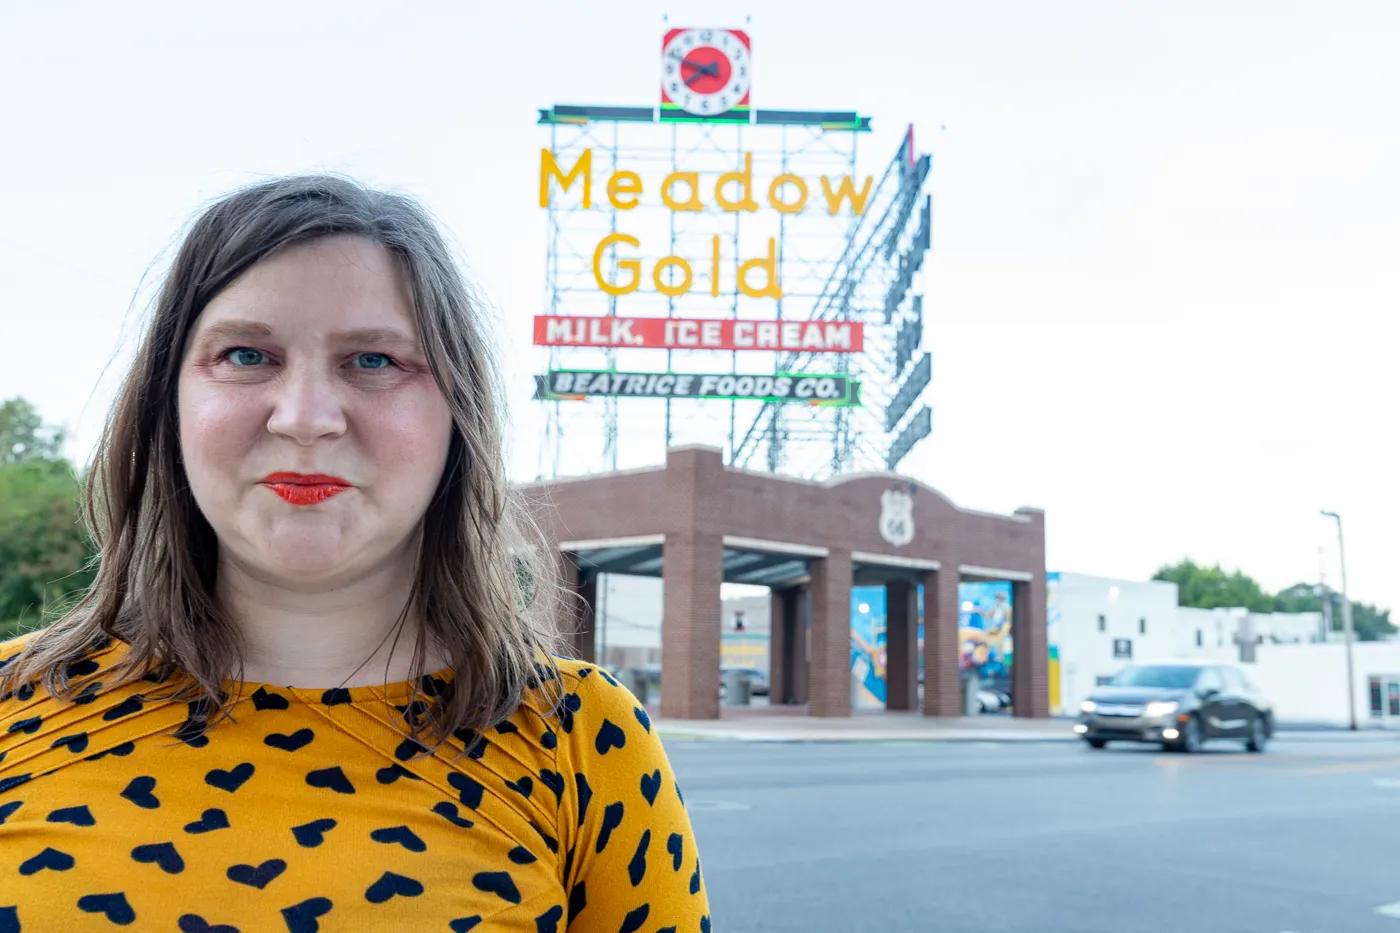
[534,371,858,404]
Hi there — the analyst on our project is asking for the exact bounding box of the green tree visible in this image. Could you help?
[1152,559,1274,612]
[0,397,65,464]
[0,398,93,636]
[1274,582,1395,642]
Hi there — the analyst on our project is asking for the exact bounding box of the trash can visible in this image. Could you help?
[963,672,981,716]
[723,668,751,707]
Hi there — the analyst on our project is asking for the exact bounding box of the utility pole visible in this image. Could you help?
[1317,545,1332,643]
[1321,511,1356,730]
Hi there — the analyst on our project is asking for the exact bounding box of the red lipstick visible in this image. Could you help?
[258,472,351,506]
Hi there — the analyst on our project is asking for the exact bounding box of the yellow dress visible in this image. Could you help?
[0,635,710,932]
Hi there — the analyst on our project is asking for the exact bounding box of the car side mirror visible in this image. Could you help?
[1199,687,1219,700]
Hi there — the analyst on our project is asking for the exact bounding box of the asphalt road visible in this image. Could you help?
[667,732,1400,933]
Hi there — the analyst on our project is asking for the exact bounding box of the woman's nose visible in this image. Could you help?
[265,365,348,445]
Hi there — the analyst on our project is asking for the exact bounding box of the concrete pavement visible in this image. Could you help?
[669,733,1400,933]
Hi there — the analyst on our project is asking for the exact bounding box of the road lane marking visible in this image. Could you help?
[1375,900,1400,918]
[1375,778,1400,788]
[687,800,752,812]
[1305,756,1400,776]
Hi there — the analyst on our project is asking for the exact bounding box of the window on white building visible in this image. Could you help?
[1195,629,1203,648]
[1139,617,1147,635]
[1097,614,1106,632]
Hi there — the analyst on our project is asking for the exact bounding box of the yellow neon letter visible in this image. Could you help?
[767,173,810,214]
[608,171,643,210]
[653,255,694,297]
[593,233,641,296]
[662,171,704,212]
[540,148,592,208]
[738,238,783,300]
[716,153,759,213]
[711,235,721,296]
[819,174,873,215]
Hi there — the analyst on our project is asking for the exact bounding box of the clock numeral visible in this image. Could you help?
[700,98,711,112]
[739,66,747,78]
[699,30,713,42]
[665,63,675,75]
[720,95,728,108]
[670,81,680,93]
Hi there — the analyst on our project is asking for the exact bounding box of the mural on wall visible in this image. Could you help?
[835,577,1058,713]
[959,581,1014,698]
[851,587,889,709]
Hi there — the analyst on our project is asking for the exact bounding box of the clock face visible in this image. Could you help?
[661,28,751,117]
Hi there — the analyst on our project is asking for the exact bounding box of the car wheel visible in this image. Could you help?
[1246,716,1268,753]
[1174,715,1204,754]
[1086,739,1107,749]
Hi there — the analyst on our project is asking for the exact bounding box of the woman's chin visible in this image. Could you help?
[253,526,358,581]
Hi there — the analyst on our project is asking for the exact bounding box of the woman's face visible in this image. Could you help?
[177,235,453,589]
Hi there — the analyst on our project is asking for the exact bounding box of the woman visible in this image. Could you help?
[0,176,710,932]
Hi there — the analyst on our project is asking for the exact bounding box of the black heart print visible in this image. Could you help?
[205,762,255,793]
[131,841,185,874]
[227,859,286,889]
[184,808,230,834]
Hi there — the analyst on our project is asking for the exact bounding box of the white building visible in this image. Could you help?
[1050,572,1325,715]
[1248,642,1400,728]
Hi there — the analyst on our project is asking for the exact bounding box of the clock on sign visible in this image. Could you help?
[661,28,751,122]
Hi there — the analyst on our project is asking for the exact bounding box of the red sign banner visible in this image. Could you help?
[533,315,863,353]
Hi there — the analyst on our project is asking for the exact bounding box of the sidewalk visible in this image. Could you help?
[654,711,1078,744]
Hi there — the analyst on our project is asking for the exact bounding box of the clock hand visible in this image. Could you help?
[681,57,722,79]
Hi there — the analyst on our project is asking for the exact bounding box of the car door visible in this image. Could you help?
[1218,666,1255,737]
[1193,666,1230,737]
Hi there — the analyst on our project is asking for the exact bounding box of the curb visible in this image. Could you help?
[658,730,1080,744]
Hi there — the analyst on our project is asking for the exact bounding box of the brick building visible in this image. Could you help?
[523,446,1047,721]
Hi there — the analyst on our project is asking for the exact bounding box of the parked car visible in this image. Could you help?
[977,688,1011,713]
[1075,659,1274,753]
[719,666,770,698]
[629,664,770,700]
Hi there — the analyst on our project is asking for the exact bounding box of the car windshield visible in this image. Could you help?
[1108,665,1200,689]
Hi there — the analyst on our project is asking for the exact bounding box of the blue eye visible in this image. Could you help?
[355,353,392,370]
[227,348,267,366]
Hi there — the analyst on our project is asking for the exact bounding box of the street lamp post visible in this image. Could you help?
[1321,510,1357,731]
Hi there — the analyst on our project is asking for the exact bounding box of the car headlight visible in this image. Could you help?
[1080,700,1098,713]
[1144,700,1180,718]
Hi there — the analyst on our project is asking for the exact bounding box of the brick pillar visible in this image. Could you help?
[557,553,595,662]
[769,588,790,705]
[793,586,810,705]
[808,550,852,717]
[661,531,723,719]
[885,578,921,711]
[1012,576,1050,718]
[575,574,598,664]
[1012,507,1049,719]
[770,586,806,706]
[923,566,963,717]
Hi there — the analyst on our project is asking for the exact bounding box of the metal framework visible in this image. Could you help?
[537,104,931,481]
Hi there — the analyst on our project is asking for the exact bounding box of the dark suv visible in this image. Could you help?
[1075,660,1274,753]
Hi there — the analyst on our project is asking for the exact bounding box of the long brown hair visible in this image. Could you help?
[1,174,564,743]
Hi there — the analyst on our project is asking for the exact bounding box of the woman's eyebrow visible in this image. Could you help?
[192,319,276,344]
[326,326,419,348]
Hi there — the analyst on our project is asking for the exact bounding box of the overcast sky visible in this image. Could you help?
[1,1,1395,611]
